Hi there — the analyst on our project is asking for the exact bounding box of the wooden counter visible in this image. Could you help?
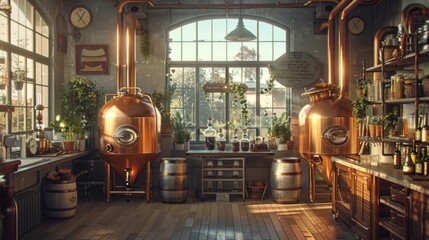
[332,155,429,195]
[186,149,274,158]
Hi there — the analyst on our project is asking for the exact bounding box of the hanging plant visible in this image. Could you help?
[229,83,250,128]
[260,64,275,95]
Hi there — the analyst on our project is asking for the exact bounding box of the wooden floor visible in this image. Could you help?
[22,193,355,240]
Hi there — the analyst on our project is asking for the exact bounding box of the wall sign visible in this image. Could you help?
[271,52,322,88]
[76,45,109,74]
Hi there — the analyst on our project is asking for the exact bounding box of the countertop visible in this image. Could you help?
[4,150,93,173]
[332,155,429,195]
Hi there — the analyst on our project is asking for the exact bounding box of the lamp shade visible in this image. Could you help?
[225,16,256,41]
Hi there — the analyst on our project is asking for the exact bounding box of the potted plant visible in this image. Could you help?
[352,97,369,137]
[172,111,189,150]
[355,76,372,98]
[12,67,26,91]
[268,112,291,150]
[150,82,178,135]
[384,107,399,136]
[59,75,101,150]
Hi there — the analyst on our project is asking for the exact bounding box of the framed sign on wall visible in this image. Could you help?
[75,45,109,74]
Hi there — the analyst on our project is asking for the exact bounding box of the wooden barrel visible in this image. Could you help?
[270,157,302,203]
[45,180,77,219]
[159,158,188,203]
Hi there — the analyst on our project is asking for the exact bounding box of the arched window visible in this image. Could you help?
[0,0,49,137]
[168,16,291,141]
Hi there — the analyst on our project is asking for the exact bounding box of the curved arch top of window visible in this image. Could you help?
[168,16,289,62]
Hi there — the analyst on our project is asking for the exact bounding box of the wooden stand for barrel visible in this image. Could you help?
[159,158,188,204]
[270,157,302,204]
[45,180,77,219]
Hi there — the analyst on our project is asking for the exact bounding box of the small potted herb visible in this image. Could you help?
[268,112,291,150]
[355,76,372,98]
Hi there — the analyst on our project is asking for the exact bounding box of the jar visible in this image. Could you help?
[404,83,415,98]
[391,74,404,99]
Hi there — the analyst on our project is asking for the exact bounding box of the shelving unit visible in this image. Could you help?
[201,157,245,201]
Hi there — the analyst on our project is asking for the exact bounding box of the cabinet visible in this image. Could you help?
[201,157,245,200]
[351,170,373,240]
[332,162,352,226]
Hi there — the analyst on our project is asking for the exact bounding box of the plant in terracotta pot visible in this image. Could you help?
[384,107,399,136]
[268,112,291,150]
[355,76,372,98]
[352,97,369,137]
[59,75,101,150]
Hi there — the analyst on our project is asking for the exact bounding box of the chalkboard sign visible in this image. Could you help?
[271,52,322,88]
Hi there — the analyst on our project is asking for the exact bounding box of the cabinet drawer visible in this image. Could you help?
[390,186,406,206]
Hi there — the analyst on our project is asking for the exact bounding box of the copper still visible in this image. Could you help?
[98,0,160,202]
[299,0,360,202]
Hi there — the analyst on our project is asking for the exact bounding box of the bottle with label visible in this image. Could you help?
[416,115,423,142]
[231,129,240,152]
[240,129,250,151]
[393,143,402,169]
[415,145,424,175]
[422,115,429,143]
[204,118,217,150]
[216,128,226,151]
[410,140,418,164]
[424,146,429,176]
[403,144,415,175]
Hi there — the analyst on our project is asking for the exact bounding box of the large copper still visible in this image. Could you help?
[98,0,160,202]
[299,0,360,202]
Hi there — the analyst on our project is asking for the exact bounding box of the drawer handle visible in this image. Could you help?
[351,218,369,231]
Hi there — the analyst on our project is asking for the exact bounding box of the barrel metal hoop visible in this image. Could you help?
[159,172,187,176]
[161,159,187,163]
[46,206,77,211]
[273,158,300,163]
[46,188,77,193]
[272,171,302,176]
[271,187,302,191]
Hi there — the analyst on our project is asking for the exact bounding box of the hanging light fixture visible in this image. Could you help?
[224,0,256,41]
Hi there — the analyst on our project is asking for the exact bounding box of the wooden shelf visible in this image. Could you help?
[379,218,406,240]
[366,48,429,72]
[380,196,405,214]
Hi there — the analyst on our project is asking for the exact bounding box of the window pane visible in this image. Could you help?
[198,42,211,61]
[198,20,211,41]
[42,36,49,57]
[212,19,227,42]
[182,42,196,61]
[42,86,48,107]
[0,14,8,42]
[182,22,196,42]
[169,42,182,61]
[212,42,226,61]
[274,25,286,41]
[259,42,273,61]
[12,107,25,132]
[227,42,242,61]
[274,42,286,60]
[241,43,257,61]
[259,22,272,41]
[169,27,181,42]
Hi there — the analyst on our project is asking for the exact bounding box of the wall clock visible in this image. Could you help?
[348,17,365,35]
[70,5,92,29]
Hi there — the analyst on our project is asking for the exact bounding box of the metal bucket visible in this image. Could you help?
[159,158,188,204]
[45,180,77,219]
[270,157,302,204]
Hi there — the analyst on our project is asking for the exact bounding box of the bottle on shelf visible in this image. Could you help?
[232,181,239,192]
[424,146,429,176]
[207,181,214,191]
[422,115,429,143]
[394,143,402,169]
[216,128,226,151]
[411,140,418,164]
[415,146,424,175]
[240,128,250,151]
[204,118,217,150]
[416,115,423,142]
[231,129,240,152]
[217,181,223,191]
[403,143,415,175]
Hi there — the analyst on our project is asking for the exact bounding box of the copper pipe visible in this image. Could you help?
[116,7,124,92]
[118,0,153,13]
[126,13,141,94]
[305,0,340,5]
[146,3,312,9]
[339,0,363,99]
[372,26,397,81]
[327,0,351,85]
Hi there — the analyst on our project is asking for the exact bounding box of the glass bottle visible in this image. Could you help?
[216,128,226,151]
[204,118,217,150]
[422,115,429,143]
[240,129,250,151]
[393,143,402,169]
[424,146,429,176]
[232,181,239,192]
[217,181,223,191]
[207,181,214,191]
[416,115,423,142]
[411,140,418,164]
[415,146,424,175]
[231,129,240,152]
[403,144,415,175]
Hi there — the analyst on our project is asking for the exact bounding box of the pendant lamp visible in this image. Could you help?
[224,0,256,41]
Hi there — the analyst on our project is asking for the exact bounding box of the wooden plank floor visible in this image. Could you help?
[22,193,355,240]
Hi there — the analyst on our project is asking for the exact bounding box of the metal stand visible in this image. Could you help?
[104,161,151,202]
[308,161,331,203]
